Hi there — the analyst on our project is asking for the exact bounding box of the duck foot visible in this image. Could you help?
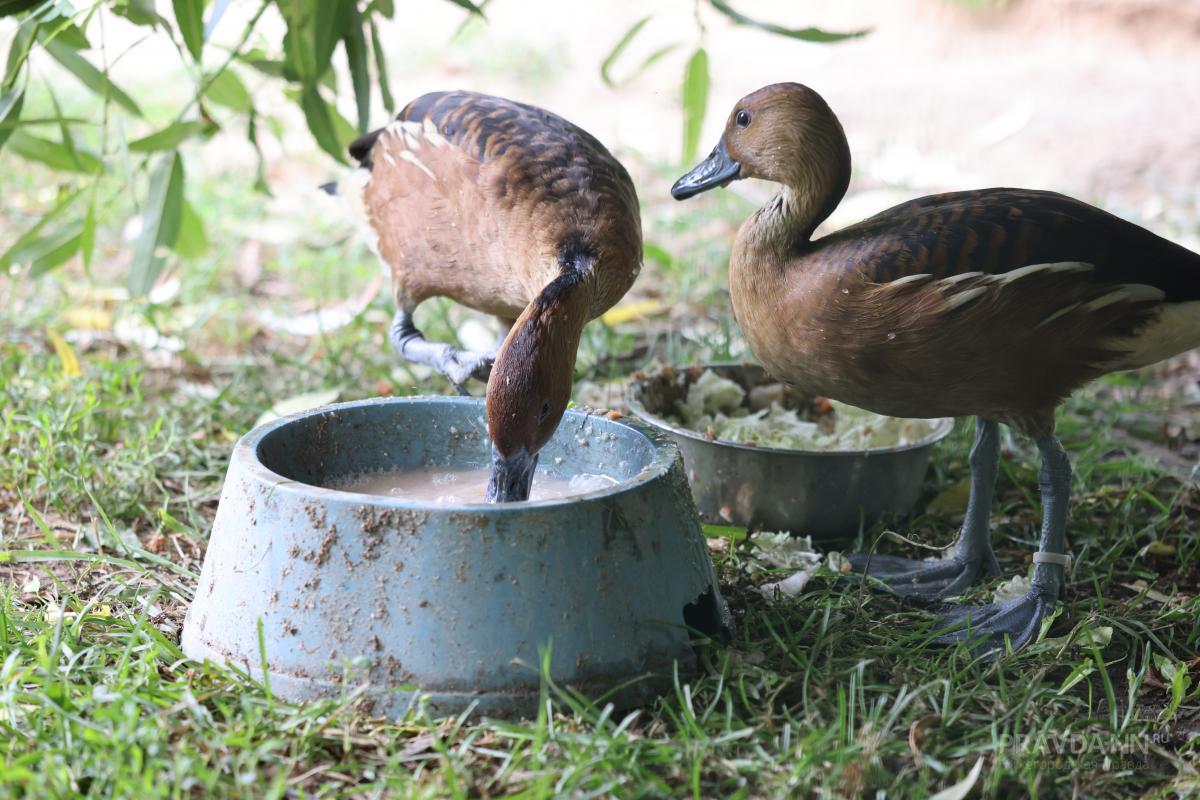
[846,550,1000,601]
[932,587,1055,658]
[439,349,495,395]
[849,417,1003,601]
[390,308,495,395]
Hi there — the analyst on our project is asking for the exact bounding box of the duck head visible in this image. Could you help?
[671,83,850,237]
[484,272,587,502]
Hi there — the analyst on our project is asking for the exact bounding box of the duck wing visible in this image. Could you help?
[826,188,1199,302]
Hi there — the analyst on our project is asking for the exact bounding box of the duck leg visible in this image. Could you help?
[390,308,495,395]
[846,417,1002,600]
[933,434,1071,656]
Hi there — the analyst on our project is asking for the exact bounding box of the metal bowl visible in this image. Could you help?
[182,396,729,720]
[626,364,954,544]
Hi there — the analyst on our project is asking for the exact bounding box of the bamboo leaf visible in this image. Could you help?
[708,0,868,42]
[172,0,205,62]
[28,221,84,278]
[369,18,394,112]
[4,18,37,89]
[112,0,164,28]
[300,84,347,163]
[128,120,214,152]
[203,68,252,112]
[40,19,91,50]
[366,0,394,18]
[247,110,270,194]
[129,151,185,295]
[7,130,103,173]
[600,16,651,88]
[172,199,208,259]
[441,0,484,16]
[0,187,82,269]
[80,195,96,270]
[0,85,22,150]
[314,0,353,79]
[0,0,42,18]
[43,37,143,117]
[681,47,709,164]
[343,11,370,134]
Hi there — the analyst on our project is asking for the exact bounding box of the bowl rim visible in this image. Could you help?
[236,395,681,511]
[626,363,956,457]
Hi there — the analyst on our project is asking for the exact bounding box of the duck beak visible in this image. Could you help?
[485,444,539,503]
[671,138,742,200]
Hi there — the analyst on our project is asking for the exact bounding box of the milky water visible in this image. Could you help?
[333,466,619,504]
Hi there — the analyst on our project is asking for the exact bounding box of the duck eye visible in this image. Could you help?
[735,110,751,128]
[537,400,550,423]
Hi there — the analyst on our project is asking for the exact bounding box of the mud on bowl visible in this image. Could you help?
[627,364,954,545]
[181,396,730,720]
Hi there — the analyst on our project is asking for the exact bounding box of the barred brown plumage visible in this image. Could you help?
[673,81,1200,655]
[342,90,642,502]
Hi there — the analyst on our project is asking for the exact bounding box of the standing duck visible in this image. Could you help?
[339,91,642,502]
[672,83,1200,654]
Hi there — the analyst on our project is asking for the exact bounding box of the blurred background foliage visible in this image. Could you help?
[0,0,859,297]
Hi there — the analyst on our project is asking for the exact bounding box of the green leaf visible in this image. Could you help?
[441,0,484,16]
[172,199,208,259]
[366,0,394,18]
[29,222,83,278]
[643,242,674,268]
[707,0,868,42]
[129,151,185,295]
[601,16,651,88]
[172,0,205,62]
[7,130,103,173]
[0,0,43,18]
[128,120,214,152]
[43,37,143,117]
[369,19,394,112]
[40,19,91,50]
[0,85,23,150]
[0,187,82,269]
[80,195,96,270]
[112,0,163,27]
[681,47,708,164]
[4,18,37,89]
[278,1,317,82]
[300,84,347,163]
[247,110,270,195]
[343,12,370,134]
[314,0,353,79]
[203,68,252,112]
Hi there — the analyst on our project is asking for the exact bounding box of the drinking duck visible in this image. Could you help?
[336,91,642,501]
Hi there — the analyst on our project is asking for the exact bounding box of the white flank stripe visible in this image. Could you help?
[1035,302,1081,328]
[939,271,984,287]
[944,286,988,310]
[400,149,436,179]
[889,273,932,287]
[1084,284,1165,312]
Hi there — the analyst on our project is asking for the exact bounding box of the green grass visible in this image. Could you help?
[2,148,1199,798]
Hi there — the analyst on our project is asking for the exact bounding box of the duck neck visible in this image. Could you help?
[492,269,590,406]
[741,133,851,266]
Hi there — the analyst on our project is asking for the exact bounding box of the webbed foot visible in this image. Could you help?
[390,308,495,395]
[848,418,1002,602]
[933,587,1055,657]
[847,550,1000,601]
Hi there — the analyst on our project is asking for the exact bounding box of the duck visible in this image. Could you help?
[335,91,642,502]
[672,82,1200,654]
